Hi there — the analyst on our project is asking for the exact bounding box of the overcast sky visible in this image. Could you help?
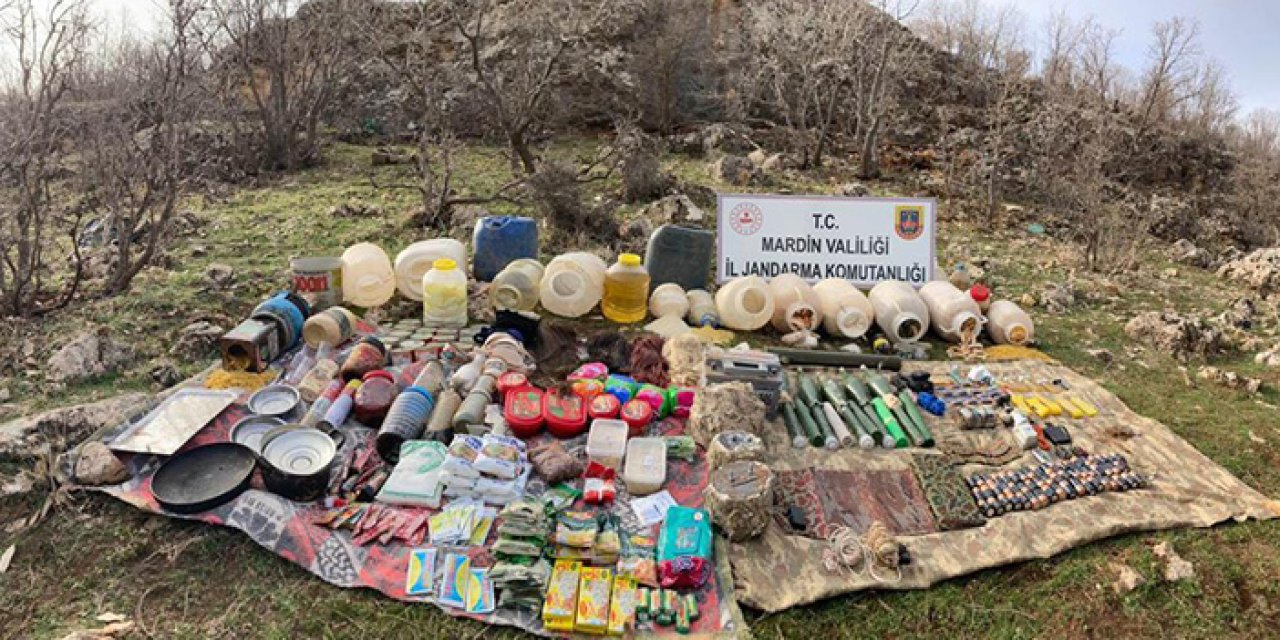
[975,0,1279,114]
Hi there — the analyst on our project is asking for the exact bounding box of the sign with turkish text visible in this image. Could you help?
[716,193,936,287]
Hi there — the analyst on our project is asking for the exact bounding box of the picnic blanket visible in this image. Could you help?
[727,360,1280,612]
[94,374,747,638]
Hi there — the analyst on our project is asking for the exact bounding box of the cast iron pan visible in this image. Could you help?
[151,442,257,514]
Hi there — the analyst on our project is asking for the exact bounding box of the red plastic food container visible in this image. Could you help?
[588,393,621,420]
[620,399,654,436]
[543,391,588,438]
[496,372,529,396]
[504,386,545,439]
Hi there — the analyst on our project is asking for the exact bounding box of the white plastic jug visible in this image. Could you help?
[919,280,983,342]
[986,299,1035,345]
[715,276,775,331]
[868,280,930,343]
[490,258,545,312]
[422,258,468,327]
[767,273,823,333]
[649,282,689,319]
[340,242,396,308]
[812,278,874,339]
[539,252,607,318]
[394,239,467,301]
[686,289,719,327]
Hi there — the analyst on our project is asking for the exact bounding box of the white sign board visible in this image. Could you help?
[716,194,936,287]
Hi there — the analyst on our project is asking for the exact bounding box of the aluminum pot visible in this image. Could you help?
[246,384,303,422]
[259,425,337,502]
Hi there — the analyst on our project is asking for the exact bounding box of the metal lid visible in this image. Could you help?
[247,384,301,416]
[228,414,286,453]
[261,426,336,475]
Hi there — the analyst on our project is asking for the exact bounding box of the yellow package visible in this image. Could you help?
[1069,395,1099,417]
[574,567,614,635]
[542,560,582,632]
[1010,394,1032,415]
[607,575,637,636]
[1025,396,1052,418]
[1058,396,1085,419]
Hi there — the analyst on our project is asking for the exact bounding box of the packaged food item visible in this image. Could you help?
[571,378,605,400]
[589,393,621,419]
[657,506,713,589]
[544,482,582,511]
[620,399,654,436]
[465,567,496,614]
[569,362,609,381]
[353,370,398,428]
[529,441,584,485]
[595,512,621,559]
[438,552,471,608]
[554,510,599,548]
[667,387,696,419]
[607,575,638,636]
[584,477,617,504]
[623,437,667,496]
[405,548,437,596]
[664,435,696,461]
[473,434,525,480]
[576,567,615,634]
[542,559,583,632]
[543,391,588,438]
[586,419,629,470]
[443,435,483,479]
[605,374,638,404]
[616,532,658,586]
[376,440,447,508]
[504,386,545,438]
[340,336,387,382]
[636,586,651,621]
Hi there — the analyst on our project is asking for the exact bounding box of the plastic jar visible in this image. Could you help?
[767,273,823,333]
[394,239,467,301]
[540,252,608,318]
[685,289,719,327]
[340,242,396,308]
[649,282,689,319]
[295,358,340,402]
[919,280,983,342]
[811,278,874,339]
[603,254,651,323]
[715,276,774,331]
[340,336,387,381]
[490,258,545,312]
[986,300,1035,345]
[868,280,930,343]
[421,258,468,327]
[353,370,398,428]
[302,306,359,348]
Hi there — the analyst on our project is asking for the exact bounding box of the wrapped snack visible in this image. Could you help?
[634,384,668,417]
[543,482,582,511]
[605,374,638,404]
[542,559,582,632]
[574,567,614,634]
[571,378,605,400]
[608,575,638,636]
[595,512,622,559]
[569,362,610,381]
[584,477,617,504]
[529,441,584,484]
[664,435,697,462]
[668,387,696,419]
[657,506,713,589]
[438,552,471,608]
[473,434,526,480]
[616,532,659,587]
[443,435,483,479]
[554,511,599,548]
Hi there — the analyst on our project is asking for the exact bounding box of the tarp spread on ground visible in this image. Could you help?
[90,359,1280,632]
[95,389,746,638]
[728,359,1280,613]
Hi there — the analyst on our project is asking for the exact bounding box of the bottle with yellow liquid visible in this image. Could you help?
[602,253,650,323]
[421,258,468,327]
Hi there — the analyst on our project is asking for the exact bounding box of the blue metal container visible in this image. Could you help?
[472,216,538,282]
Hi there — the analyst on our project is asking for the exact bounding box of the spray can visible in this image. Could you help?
[321,380,362,430]
[301,379,344,427]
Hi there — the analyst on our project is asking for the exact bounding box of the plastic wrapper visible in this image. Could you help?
[529,441,584,484]
[657,506,712,589]
[664,436,696,461]
[443,434,483,479]
[616,532,659,587]
[569,362,609,381]
[554,511,599,548]
[473,434,525,479]
[574,567,614,634]
[541,559,582,632]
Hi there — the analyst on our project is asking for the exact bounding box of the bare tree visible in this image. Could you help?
[0,0,92,316]
[852,0,921,178]
[77,0,203,295]
[1134,17,1201,140]
[207,0,356,171]
[1076,20,1120,106]
[447,0,603,175]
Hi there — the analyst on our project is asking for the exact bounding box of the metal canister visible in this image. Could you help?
[260,425,338,501]
[247,384,303,422]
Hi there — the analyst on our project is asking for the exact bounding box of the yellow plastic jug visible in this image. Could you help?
[602,254,650,324]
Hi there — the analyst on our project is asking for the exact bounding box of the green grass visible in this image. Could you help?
[2,137,1278,638]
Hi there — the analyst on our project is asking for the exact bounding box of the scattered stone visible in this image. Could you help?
[169,321,224,360]
[149,362,182,389]
[1086,349,1115,365]
[0,387,9,403]
[0,393,149,458]
[1124,311,1224,362]
[1160,268,1179,279]
[746,149,767,167]
[203,263,235,289]
[328,200,382,218]
[1019,293,1038,308]
[370,148,415,166]
[711,155,762,186]
[1217,247,1280,296]
[1216,297,1256,330]
[1254,344,1280,367]
[619,217,654,243]
[1248,430,1266,444]
[759,153,785,174]
[46,329,132,384]
[1151,541,1196,582]
[1111,562,1147,594]
[1,472,34,496]
[1169,239,1212,269]
[840,182,871,197]
[637,194,704,224]
[1196,366,1263,395]
[74,441,129,486]
[1039,283,1075,314]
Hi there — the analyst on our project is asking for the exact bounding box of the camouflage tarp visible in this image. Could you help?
[729,360,1280,613]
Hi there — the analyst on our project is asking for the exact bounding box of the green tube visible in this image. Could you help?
[795,403,823,447]
[891,403,928,447]
[865,371,896,398]
[809,405,839,449]
[898,390,935,447]
[781,402,807,448]
[838,405,875,448]
[821,378,848,406]
[841,373,874,406]
[797,374,823,408]
[851,402,886,444]
[871,397,909,448]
